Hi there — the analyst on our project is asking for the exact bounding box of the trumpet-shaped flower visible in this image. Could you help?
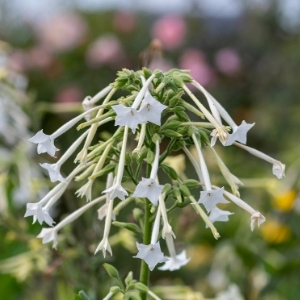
[159,250,190,271]
[134,242,168,271]
[98,202,116,221]
[198,187,228,213]
[132,178,164,206]
[75,180,93,202]
[250,211,266,231]
[112,104,144,133]
[225,121,255,146]
[139,94,167,125]
[102,182,128,201]
[29,130,59,157]
[208,207,233,225]
[24,203,55,226]
[37,228,58,249]
[40,163,66,183]
[94,237,112,257]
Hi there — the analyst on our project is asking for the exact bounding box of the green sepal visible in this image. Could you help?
[161,164,179,180]
[74,290,91,300]
[142,67,152,79]
[175,110,190,122]
[182,179,200,188]
[112,221,142,235]
[103,263,125,291]
[88,163,117,179]
[179,185,191,197]
[161,129,182,138]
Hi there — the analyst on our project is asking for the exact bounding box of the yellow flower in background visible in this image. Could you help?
[261,220,291,244]
[273,190,297,212]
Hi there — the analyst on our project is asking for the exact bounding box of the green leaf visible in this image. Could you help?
[88,163,117,179]
[161,129,182,138]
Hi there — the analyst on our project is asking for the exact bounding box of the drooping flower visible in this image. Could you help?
[132,177,163,206]
[134,242,168,271]
[159,249,190,271]
[234,142,285,179]
[37,228,58,249]
[250,211,266,231]
[29,130,59,157]
[112,104,144,134]
[139,94,167,125]
[198,187,229,213]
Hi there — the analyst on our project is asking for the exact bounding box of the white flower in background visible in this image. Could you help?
[208,207,233,225]
[97,202,116,221]
[217,284,245,300]
[112,104,144,134]
[139,94,167,125]
[24,203,55,226]
[29,130,59,157]
[37,228,58,249]
[134,242,168,271]
[132,177,163,206]
[198,187,229,213]
[40,163,66,183]
[225,120,255,146]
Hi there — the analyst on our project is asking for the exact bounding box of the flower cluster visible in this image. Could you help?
[27,68,285,273]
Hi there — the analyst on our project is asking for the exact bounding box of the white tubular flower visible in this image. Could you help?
[192,134,227,209]
[198,187,229,213]
[112,104,144,134]
[111,74,156,133]
[29,130,59,157]
[24,203,55,226]
[134,206,167,271]
[82,96,93,121]
[37,228,58,249]
[134,242,167,271]
[225,121,255,146]
[234,142,285,179]
[159,193,175,239]
[95,199,114,257]
[132,123,146,155]
[138,94,167,125]
[208,207,233,226]
[183,84,228,146]
[75,180,93,202]
[133,140,164,205]
[159,233,190,271]
[29,105,104,157]
[132,178,163,206]
[103,126,129,201]
[98,202,116,221]
[38,195,106,249]
[222,188,266,231]
[40,130,89,183]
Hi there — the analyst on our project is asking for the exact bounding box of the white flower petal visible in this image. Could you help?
[207,207,233,226]
[102,183,128,201]
[134,241,167,271]
[250,211,266,231]
[225,121,255,146]
[24,203,55,226]
[158,250,190,271]
[37,228,58,249]
[198,187,228,212]
[132,177,163,205]
[40,163,66,183]
[138,94,167,125]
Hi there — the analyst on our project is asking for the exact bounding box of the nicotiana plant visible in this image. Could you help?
[27,68,285,299]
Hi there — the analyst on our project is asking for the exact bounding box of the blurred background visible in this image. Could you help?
[0,0,300,299]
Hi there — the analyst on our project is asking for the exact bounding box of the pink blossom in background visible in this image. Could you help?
[215,48,241,75]
[113,11,137,33]
[7,50,28,73]
[54,85,83,103]
[179,49,215,87]
[27,46,54,70]
[85,35,125,68]
[35,13,88,53]
[152,15,186,50]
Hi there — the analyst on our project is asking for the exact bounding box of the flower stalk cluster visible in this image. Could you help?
[27,68,285,297]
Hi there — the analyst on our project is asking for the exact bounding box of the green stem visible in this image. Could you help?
[139,199,152,300]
